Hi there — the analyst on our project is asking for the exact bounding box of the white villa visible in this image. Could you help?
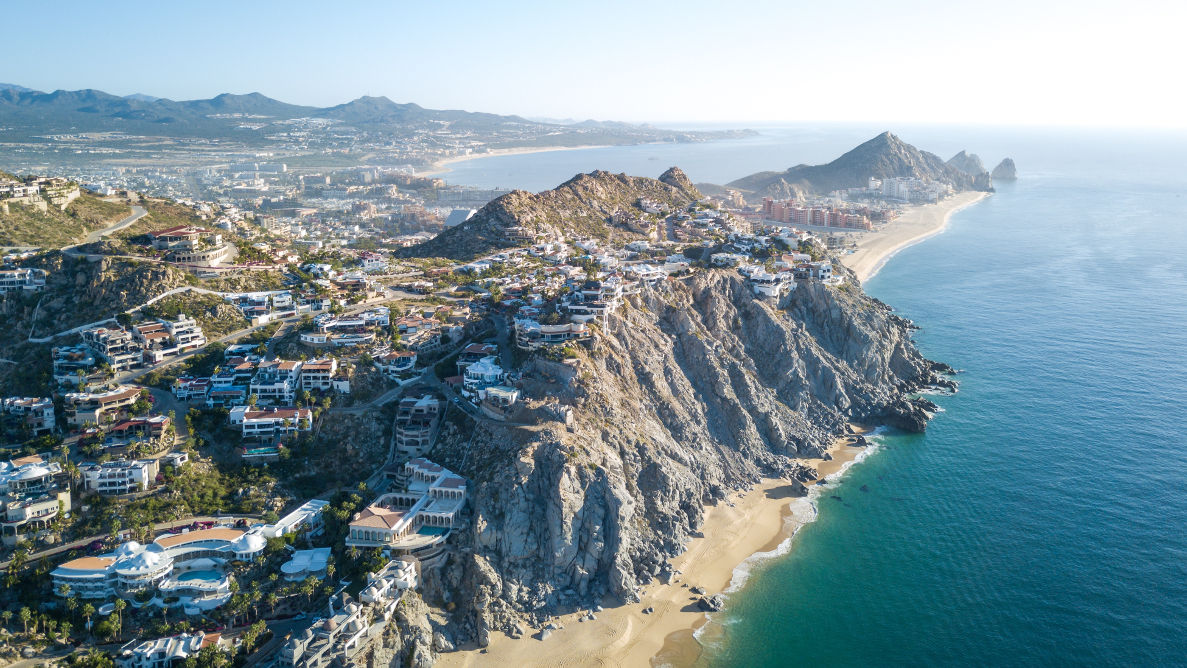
[462,356,505,394]
[346,458,466,565]
[228,406,313,439]
[0,268,47,293]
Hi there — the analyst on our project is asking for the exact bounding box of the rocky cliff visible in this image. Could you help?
[728,132,991,198]
[946,151,994,191]
[991,158,1017,180]
[419,265,951,646]
[397,168,701,261]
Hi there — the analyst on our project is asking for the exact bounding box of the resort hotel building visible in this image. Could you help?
[52,498,329,613]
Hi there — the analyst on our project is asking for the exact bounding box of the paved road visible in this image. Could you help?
[83,205,147,244]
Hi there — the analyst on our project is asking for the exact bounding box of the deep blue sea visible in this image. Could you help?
[443,125,1187,666]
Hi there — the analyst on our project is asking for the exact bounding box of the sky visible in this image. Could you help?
[2,0,1184,127]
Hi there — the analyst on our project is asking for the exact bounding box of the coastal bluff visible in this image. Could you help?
[405,264,952,650]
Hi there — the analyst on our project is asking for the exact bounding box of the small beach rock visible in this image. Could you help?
[690,586,706,595]
[697,595,725,612]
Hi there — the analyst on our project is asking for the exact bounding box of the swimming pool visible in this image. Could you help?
[417,526,449,536]
[176,570,223,583]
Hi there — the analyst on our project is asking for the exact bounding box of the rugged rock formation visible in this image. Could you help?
[946,150,994,191]
[728,132,992,198]
[992,158,1017,180]
[422,265,951,644]
[397,168,700,261]
[946,150,986,176]
[364,594,437,668]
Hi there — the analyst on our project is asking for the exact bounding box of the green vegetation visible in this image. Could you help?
[115,198,204,239]
[70,461,277,539]
[0,193,130,246]
[140,292,249,338]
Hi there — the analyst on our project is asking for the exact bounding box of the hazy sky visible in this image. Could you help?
[3,0,1183,127]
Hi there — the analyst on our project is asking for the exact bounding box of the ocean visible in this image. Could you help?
[441,125,1187,666]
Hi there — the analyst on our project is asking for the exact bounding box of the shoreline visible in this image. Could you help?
[437,429,873,668]
[840,190,989,283]
[418,144,617,179]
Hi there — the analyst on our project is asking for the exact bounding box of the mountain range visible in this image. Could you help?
[0,83,737,143]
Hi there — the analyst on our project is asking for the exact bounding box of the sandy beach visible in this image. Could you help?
[437,432,870,668]
[840,191,989,283]
[419,144,614,179]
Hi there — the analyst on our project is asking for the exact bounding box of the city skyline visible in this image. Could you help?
[2,0,1185,128]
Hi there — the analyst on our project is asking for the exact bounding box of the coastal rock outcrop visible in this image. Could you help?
[991,158,1017,180]
[426,265,952,644]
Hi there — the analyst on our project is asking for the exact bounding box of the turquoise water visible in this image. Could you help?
[445,127,1187,665]
[695,139,1187,666]
[176,570,222,582]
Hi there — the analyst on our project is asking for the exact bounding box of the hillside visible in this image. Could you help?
[398,167,702,260]
[0,192,130,247]
[728,132,992,198]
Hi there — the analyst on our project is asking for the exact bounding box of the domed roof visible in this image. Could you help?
[231,532,266,554]
[115,547,171,573]
[114,541,142,557]
[322,618,338,632]
[13,465,50,480]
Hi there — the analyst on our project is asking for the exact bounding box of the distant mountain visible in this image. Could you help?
[0,83,38,94]
[399,167,701,260]
[0,84,728,144]
[314,95,536,131]
[728,132,992,198]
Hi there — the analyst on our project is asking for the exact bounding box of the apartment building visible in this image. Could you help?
[394,395,440,458]
[250,360,301,405]
[62,386,141,426]
[0,267,47,293]
[228,406,312,439]
[80,459,160,495]
[1,397,55,435]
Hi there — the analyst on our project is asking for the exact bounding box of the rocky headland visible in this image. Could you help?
[391,257,952,657]
[727,132,996,198]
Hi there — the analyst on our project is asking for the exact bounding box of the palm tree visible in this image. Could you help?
[113,598,126,637]
[59,620,72,643]
[81,602,95,632]
[17,607,30,636]
[65,595,78,621]
[0,610,11,635]
[57,583,72,599]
